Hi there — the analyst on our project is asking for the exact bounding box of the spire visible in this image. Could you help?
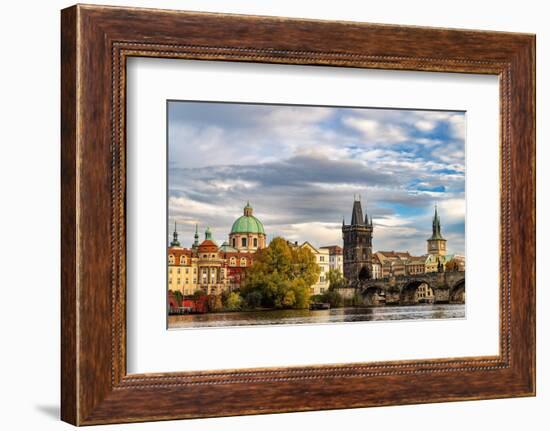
[430,204,444,240]
[193,223,199,247]
[170,221,180,247]
[350,196,364,226]
[205,226,213,241]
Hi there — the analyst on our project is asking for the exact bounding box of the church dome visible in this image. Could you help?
[230,202,265,235]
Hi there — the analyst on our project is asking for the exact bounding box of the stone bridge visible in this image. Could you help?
[336,271,465,306]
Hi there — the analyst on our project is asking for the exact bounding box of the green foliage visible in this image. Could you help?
[225,292,243,311]
[344,292,364,307]
[320,290,344,308]
[327,268,348,290]
[241,237,320,309]
[245,291,263,308]
[172,290,183,305]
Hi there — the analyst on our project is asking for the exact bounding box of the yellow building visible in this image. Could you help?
[299,242,330,295]
[167,203,265,298]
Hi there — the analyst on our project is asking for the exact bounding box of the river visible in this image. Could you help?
[168,303,465,329]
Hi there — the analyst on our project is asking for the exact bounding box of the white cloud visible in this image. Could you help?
[342,117,408,144]
[415,119,437,131]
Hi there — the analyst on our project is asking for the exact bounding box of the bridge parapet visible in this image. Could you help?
[350,270,465,306]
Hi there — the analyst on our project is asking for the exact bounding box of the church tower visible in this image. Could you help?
[342,196,373,282]
[170,221,181,247]
[427,204,447,256]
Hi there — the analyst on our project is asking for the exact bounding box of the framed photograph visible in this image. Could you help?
[61,4,535,425]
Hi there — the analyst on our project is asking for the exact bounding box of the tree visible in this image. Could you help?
[208,294,223,312]
[245,291,263,308]
[321,290,344,308]
[327,268,348,291]
[172,290,183,305]
[241,237,320,309]
[225,292,243,311]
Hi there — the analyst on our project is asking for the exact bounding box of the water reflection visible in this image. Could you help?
[168,304,465,329]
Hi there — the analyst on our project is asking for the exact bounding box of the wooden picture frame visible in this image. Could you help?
[61,4,535,425]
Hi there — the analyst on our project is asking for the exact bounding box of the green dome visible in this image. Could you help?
[230,215,265,234]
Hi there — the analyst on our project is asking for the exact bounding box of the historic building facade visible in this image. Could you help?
[168,203,263,296]
[169,198,465,299]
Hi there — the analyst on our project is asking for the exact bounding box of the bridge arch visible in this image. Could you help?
[361,285,386,306]
[450,279,465,303]
[400,279,434,305]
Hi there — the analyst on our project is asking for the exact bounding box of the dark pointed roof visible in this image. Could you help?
[429,204,445,240]
[170,221,181,247]
[350,200,364,225]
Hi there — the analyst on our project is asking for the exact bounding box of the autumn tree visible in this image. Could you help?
[240,237,320,309]
[445,258,462,272]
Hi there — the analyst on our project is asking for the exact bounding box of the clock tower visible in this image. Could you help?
[427,204,447,256]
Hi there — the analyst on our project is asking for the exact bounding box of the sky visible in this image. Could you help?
[167,101,465,257]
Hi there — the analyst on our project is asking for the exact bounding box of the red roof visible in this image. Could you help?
[378,251,411,259]
[168,247,192,260]
[198,239,218,252]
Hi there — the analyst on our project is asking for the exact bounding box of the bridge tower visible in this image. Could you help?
[342,196,373,282]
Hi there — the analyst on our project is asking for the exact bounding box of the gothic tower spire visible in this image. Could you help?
[350,196,365,226]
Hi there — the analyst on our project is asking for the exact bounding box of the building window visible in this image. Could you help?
[185,279,188,284]
[240,257,247,267]
[241,237,247,247]
[319,256,324,262]
[168,279,172,284]
[320,276,325,283]
[177,278,180,284]
[177,268,181,274]
[169,268,172,274]
[180,256,186,264]
[232,238,236,248]
[211,254,215,258]
[230,257,236,266]
[253,237,258,247]
[185,268,189,274]
[320,288,326,293]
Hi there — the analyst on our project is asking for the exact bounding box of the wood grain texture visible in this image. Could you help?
[60,4,536,425]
